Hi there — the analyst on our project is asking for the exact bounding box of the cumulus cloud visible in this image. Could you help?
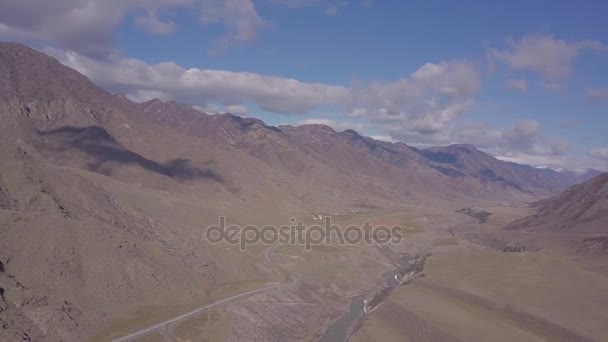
[476,120,570,157]
[51,49,351,114]
[504,78,527,93]
[50,48,482,133]
[502,120,542,151]
[488,34,608,86]
[0,0,267,57]
[585,88,608,103]
[354,61,480,136]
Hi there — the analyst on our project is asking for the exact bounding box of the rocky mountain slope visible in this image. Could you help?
[421,144,587,195]
[135,97,591,207]
[505,173,608,233]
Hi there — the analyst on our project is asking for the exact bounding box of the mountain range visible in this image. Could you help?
[0,42,600,213]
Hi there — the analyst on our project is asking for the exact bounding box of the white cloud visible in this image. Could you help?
[225,104,249,116]
[545,139,572,156]
[494,152,566,168]
[135,11,176,35]
[469,120,570,158]
[590,148,608,161]
[346,108,368,117]
[585,88,608,103]
[126,89,172,102]
[502,120,542,150]
[267,0,351,14]
[50,49,481,135]
[0,0,267,57]
[192,103,248,116]
[52,49,351,114]
[369,135,395,143]
[504,78,527,93]
[354,61,480,136]
[265,0,323,8]
[488,34,608,83]
[192,105,217,113]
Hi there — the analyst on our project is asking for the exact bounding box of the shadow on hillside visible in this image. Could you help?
[37,126,223,182]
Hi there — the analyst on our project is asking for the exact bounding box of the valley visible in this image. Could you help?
[1,42,607,342]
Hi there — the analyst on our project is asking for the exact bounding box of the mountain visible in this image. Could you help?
[135,99,598,206]
[558,168,603,184]
[502,173,608,258]
[1,42,596,211]
[505,173,608,233]
[420,144,586,195]
[0,41,602,340]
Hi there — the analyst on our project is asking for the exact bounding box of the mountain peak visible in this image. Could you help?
[0,41,43,57]
[446,143,479,151]
[0,42,120,129]
[291,123,337,134]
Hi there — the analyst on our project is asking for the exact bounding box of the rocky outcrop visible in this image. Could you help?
[456,207,492,223]
[578,236,608,255]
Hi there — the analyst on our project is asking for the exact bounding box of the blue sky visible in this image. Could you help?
[1,0,607,169]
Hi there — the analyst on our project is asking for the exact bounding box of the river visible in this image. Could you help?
[319,254,418,342]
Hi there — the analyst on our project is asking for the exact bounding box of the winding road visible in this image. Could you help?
[111,282,283,342]
[112,244,300,341]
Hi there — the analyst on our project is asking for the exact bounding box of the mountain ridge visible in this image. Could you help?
[505,172,608,233]
[0,41,600,213]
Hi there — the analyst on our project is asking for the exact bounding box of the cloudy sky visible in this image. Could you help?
[1,0,607,170]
